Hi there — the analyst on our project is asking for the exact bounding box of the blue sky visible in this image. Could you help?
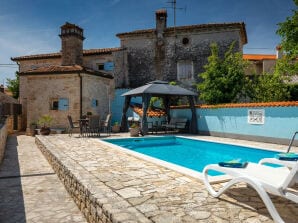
[0,0,296,85]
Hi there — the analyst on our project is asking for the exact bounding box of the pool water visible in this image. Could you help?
[103,136,279,176]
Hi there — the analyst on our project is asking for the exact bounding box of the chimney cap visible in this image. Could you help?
[60,22,83,32]
[276,45,282,50]
[60,22,85,40]
[156,9,167,16]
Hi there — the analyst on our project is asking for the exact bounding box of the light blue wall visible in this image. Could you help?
[172,106,298,140]
[111,89,142,125]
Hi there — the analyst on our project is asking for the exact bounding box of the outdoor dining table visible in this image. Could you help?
[78,118,89,137]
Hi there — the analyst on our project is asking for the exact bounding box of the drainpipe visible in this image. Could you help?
[78,73,82,118]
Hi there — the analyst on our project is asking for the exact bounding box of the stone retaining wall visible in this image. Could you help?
[35,136,151,223]
[0,117,8,164]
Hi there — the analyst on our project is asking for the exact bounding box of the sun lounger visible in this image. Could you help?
[203,158,298,223]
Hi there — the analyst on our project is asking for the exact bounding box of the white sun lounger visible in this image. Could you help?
[203,158,298,223]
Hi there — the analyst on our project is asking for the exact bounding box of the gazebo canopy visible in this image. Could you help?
[120,80,198,134]
[121,80,197,97]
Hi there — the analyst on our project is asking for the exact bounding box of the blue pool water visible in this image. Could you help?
[103,136,279,176]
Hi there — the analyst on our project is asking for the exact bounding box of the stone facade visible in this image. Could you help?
[12,23,115,133]
[243,54,277,75]
[0,118,8,165]
[114,10,247,89]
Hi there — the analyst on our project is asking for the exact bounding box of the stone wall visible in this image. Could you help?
[0,118,8,165]
[35,136,151,223]
[20,74,81,132]
[82,74,114,118]
[115,28,242,89]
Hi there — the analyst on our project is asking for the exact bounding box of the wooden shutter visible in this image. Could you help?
[104,62,114,71]
[58,98,69,111]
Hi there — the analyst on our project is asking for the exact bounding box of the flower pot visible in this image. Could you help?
[40,127,51,135]
[112,125,120,133]
[129,127,139,137]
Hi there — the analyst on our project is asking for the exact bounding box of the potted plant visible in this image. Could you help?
[112,121,120,133]
[38,115,53,135]
[29,121,37,136]
[129,122,139,137]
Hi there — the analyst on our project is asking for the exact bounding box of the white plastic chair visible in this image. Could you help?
[203,158,298,223]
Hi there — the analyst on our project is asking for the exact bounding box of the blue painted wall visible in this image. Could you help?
[171,106,298,140]
[110,89,142,125]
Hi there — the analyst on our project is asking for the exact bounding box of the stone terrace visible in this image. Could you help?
[35,134,298,223]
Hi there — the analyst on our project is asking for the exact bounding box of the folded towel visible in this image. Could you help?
[275,152,298,161]
[218,159,248,168]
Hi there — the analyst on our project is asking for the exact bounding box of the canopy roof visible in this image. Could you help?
[122,80,196,97]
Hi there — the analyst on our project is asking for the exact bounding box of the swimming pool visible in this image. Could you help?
[103,136,279,177]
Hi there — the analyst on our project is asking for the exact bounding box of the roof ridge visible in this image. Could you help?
[11,47,121,61]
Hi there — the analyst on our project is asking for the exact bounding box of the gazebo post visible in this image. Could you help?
[120,96,131,132]
[141,93,151,135]
[163,96,171,122]
[188,95,198,134]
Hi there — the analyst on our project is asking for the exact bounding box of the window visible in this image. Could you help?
[96,62,114,71]
[177,60,194,80]
[182,37,189,45]
[50,98,69,111]
[91,99,98,108]
[52,100,59,110]
[97,63,104,70]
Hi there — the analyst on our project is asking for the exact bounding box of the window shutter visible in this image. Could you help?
[104,62,114,71]
[58,98,69,111]
[91,99,98,107]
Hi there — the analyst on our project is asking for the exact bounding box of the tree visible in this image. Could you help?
[276,0,298,75]
[197,42,248,104]
[6,73,19,99]
[245,73,290,102]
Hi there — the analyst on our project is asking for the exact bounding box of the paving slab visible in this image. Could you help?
[0,134,87,223]
[36,134,298,223]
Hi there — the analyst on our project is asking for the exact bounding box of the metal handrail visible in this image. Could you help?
[286,131,298,153]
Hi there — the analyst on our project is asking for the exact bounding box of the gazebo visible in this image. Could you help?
[120,80,198,135]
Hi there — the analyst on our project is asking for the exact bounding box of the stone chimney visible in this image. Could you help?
[276,45,283,59]
[156,9,167,38]
[59,22,85,66]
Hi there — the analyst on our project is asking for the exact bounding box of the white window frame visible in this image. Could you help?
[177,60,194,81]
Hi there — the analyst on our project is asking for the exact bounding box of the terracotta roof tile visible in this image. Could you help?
[117,22,247,44]
[11,47,121,61]
[243,54,276,61]
[131,104,166,117]
[18,65,113,79]
[171,101,298,109]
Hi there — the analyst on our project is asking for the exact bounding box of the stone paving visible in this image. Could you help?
[35,133,298,223]
[0,134,87,223]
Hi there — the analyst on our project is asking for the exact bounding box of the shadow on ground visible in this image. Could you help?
[0,135,26,223]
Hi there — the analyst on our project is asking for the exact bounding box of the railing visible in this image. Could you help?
[286,131,298,153]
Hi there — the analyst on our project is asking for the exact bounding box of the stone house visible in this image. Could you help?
[113,9,247,89]
[12,23,117,134]
[243,53,277,75]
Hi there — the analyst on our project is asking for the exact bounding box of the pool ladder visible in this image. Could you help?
[286,131,298,153]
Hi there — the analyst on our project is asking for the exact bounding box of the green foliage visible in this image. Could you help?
[245,74,290,102]
[37,115,53,128]
[276,0,298,59]
[130,122,139,128]
[288,84,298,100]
[197,42,248,104]
[149,97,163,108]
[276,0,298,75]
[275,56,298,77]
[6,73,19,99]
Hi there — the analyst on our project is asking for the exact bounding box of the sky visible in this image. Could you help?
[0,0,296,85]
